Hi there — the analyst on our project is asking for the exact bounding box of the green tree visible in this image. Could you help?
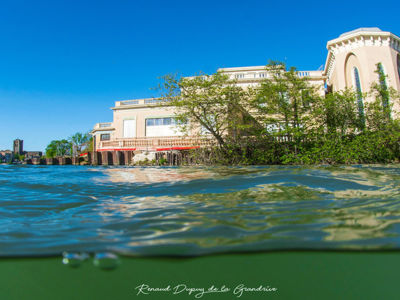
[158,72,255,150]
[365,64,400,132]
[81,136,94,153]
[45,139,72,158]
[13,154,25,161]
[69,132,91,155]
[253,61,318,137]
[312,89,360,136]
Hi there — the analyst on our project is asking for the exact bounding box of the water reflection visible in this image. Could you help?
[1,164,400,256]
[97,167,220,184]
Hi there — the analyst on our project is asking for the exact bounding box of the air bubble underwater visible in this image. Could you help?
[93,252,120,270]
[62,252,90,268]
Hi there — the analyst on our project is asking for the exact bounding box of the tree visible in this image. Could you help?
[45,139,72,158]
[69,132,91,155]
[312,89,360,136]
[158,72,256,150]
[252,61,318,137]
[365,64,400,132]
[81,136,94,153]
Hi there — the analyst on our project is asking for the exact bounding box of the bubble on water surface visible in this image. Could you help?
[93,252,120,270]
[62,252,90,268]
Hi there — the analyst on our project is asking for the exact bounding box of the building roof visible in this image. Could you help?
[339,27,382,38]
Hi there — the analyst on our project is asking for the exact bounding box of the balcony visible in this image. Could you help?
[115,98,167,107]
[297,71,324,78]
[98,136,215,151]
[93,123,114,132]
[219,66,325,82]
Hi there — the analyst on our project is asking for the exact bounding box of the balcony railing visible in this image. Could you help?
[226,70,324,81]
[99,136,216,150]
[115,98,167,107]
[94,122,113,129]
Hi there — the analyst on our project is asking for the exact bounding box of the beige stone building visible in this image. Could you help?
[92,27,400,152]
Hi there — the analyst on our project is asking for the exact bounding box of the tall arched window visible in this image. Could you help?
[353,67,365,123]
[377,63,389,109]
[397,54,400,81]
[377,63,387,89]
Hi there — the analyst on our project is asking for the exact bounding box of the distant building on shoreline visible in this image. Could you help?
[13,139,23,155]
[25,151,43,159]
[0,150,13,163]
[92,27,400,152]
[11,139,43,160]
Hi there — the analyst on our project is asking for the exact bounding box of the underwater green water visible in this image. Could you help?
[1,252,399,300]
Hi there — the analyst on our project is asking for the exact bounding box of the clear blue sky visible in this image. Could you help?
[1,0,399,151]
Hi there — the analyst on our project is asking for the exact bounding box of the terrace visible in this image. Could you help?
[98,136,216,151]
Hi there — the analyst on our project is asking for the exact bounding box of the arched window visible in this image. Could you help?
[377,63,389,109]
[397,55,400,82]
[353,67,365,122]
[377,63,387,89]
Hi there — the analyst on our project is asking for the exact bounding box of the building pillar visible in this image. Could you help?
[72,157,79,165]
[124,151,132,165]
[112,151,120,166]
[87,152,92,165]
[101,151,108,165]
[96,152,102,165]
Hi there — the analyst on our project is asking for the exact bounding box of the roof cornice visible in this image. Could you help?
[323,29,400,79]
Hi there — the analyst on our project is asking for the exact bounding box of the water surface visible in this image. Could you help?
[1,164,400,256]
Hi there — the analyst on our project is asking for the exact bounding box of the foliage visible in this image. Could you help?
[158,72,256,150]
[311,89,362,136]
[157,62,400,165]
[252,61,317,135]
[69,132,91,155]
[45,139,72,158]
[44,131,92,158]
[13,154,25,161]
[365,65,400,132]
[81,136,94,153]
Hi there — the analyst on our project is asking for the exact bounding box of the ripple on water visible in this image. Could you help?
[0,164,400,256]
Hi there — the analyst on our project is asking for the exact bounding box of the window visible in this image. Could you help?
[377,63,389,109]
[100,134,110,141]
[266,123,280,133]
[235,74,244,79]
[353,67,365,123]
[145,117,185,137]
[377,63,387,89]
[123,119,136,138]
[146,117,176,126]
[397,55,400,82]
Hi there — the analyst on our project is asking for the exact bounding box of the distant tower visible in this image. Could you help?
[13,139,23,155]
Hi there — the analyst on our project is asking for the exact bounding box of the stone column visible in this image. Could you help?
[101,152,109,165]
[112,151,120,166]
[58,157,66,165]
[124,151,132,165]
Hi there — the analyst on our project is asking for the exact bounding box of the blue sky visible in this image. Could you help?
[1,0,399,151]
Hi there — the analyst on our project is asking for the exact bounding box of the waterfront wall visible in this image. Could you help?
[21,150,186,166]
[20,150,192,166]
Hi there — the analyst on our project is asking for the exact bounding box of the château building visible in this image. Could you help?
[92,28,400,152]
